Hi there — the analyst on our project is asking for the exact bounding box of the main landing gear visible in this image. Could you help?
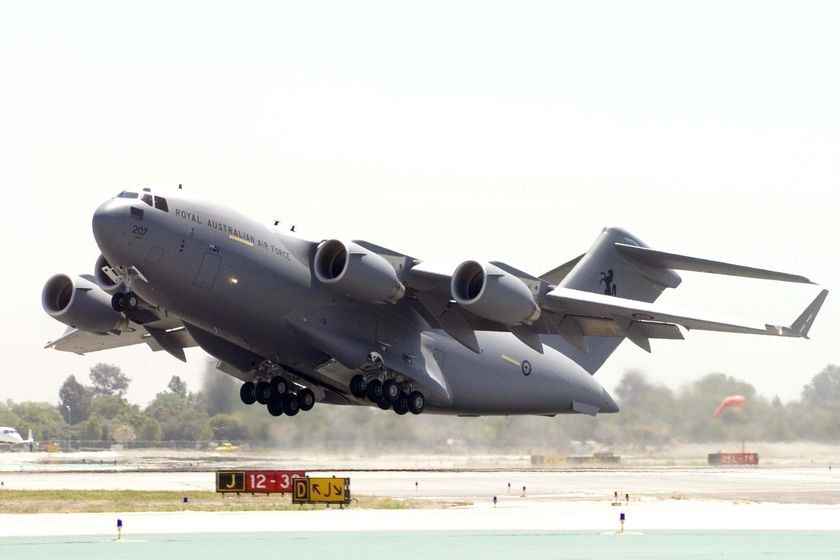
[349,374,425,415]
[239,375,316,417]
[111,291,140,312]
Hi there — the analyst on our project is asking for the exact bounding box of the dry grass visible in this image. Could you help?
[0,490,467,514]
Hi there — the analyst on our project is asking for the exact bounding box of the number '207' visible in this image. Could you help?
[132,225,149,236]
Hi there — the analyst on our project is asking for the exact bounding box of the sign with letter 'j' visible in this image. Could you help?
[293,477,351,505]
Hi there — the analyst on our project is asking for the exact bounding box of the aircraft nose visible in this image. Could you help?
[92,198,127,252]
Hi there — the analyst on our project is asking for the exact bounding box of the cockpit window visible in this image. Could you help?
[117,191,139,199]
[154,196,169,212]
[141,193,153,207]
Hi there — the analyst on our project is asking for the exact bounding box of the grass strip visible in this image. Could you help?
[0,490,468,514]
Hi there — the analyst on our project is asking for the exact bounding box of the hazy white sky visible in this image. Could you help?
[1,1,837,406]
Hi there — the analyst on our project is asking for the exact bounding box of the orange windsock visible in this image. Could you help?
[713,395,746,418]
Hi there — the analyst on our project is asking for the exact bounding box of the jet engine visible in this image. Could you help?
[93,254,125,294]
[313,239,405,303]
[41,274,125,334]
[451,261,541,325]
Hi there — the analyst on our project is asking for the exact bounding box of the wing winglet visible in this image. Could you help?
[767,289,829,338]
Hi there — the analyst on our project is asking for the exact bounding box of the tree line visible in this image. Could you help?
[1,362,838,451]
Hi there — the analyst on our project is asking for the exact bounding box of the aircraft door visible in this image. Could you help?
[194,253,221,289]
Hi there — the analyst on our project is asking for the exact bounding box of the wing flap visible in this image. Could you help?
[46,320,197,356]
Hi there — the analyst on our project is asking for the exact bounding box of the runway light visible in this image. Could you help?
[229,277,239,285]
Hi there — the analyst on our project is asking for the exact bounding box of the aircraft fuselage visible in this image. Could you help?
[91,190,617,415]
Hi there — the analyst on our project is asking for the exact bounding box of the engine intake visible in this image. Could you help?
[451,261,540,325]
[313,239,405,303]
[42,274,125,334]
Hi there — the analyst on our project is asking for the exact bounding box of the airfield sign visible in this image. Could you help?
[292,477,351,505]
[216,470,306,494]
[216,470,246,493]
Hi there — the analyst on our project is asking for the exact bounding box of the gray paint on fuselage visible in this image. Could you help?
[425,330,609,415]
[93,191,616,415]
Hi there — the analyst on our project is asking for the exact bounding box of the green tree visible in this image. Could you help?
[801,365,840,407]
[145,392,211,441]
[58,375,92,424]
[137,417,162,441]
[86,395,144,441]
[12,402,66,441]
[89,363,131,397]
[608,370,677,445]
[0,402,21,428]
[76,416,104,440]
[209,413,250,440]
[112,424,137,444]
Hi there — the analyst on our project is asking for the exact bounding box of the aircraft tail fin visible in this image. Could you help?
[542,227,679,374]
[541,227,822,375]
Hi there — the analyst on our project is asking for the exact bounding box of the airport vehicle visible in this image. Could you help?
[0,427,34,451]
[42,187,827,418]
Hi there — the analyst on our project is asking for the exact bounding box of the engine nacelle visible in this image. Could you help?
[42,274,125,334]
[451,261,541,325]
[93,254,125,294]
[313,239,405,303]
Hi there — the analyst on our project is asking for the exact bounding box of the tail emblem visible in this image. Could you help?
[600,269,617,296]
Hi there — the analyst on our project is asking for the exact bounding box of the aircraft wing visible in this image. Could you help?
[46,318,197,360]
[385,238,828,354]
[540,287,829,352]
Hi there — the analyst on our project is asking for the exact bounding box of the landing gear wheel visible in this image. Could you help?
[267,397,284,416]
[350,375,367,398]
[393,395,409,415]
[239,381,256,405]
[255,381,272,405]
[298,388,315,411]
[119,291,139,311]
[377,399,392,410]
[408,391,425,415]
[269,376,287,399]
[282,394,300,416]
[365,379,383,402]
[111,293,125,312]
[381,379,400,402]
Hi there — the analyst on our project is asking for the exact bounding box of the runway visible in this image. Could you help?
[0,460,838,536]
[1,451,839,559]
[2,463,838,503]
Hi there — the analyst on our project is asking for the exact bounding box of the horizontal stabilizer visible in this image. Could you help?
[615,243,815,284]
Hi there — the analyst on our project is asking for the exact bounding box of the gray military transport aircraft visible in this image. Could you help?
[42,187,827,418]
